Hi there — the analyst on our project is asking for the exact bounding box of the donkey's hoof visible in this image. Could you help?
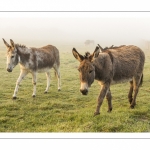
[107,108,112,112]
[130,105,135,109]
[32,95,36,98]
[94,112,100,116]
[44,91,47,94]
[12,96,17,100]
[58,89,61,91]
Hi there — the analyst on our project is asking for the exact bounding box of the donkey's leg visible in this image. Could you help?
[130,75,141,109]
[44,71,50,93]
[128,80,133,104]
[106,88,112,112]
[94,83,110,116]
[31,72,37,97]
[13,69,28,99]
[53,64,61,91]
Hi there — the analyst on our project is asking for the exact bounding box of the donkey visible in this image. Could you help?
[72,45,145,116]
[3,39,61,99]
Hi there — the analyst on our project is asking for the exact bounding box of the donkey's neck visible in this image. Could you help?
[15,44,30,54]
[16,45,31,66]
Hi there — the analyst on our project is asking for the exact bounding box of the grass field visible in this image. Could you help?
[0,45,150,132]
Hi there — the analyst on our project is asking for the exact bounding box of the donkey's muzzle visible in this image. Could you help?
[80,89,88,95]
[7,68,12,72]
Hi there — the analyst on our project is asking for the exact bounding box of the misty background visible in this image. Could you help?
[0,17,150,53]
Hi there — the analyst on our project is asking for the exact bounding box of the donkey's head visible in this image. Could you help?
[72,46,100,95]
[2,39,19,72]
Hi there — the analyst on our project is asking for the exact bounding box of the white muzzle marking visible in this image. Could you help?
[80,82,88,91]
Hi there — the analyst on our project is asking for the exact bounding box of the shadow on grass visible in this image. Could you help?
[129,110,150,122]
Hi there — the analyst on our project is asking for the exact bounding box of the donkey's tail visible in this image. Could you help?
[139,74,143,86]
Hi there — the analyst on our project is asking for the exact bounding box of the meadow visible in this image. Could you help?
[0,44,150,132]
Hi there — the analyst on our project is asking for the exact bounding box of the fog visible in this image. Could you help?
[1,17,150,52]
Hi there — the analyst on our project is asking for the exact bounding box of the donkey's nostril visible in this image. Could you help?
[7,68,12,72]
[80,89,88,95]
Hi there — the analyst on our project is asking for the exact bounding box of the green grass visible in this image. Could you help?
[0,48,150,132]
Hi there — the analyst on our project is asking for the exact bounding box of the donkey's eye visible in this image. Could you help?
[11,56,14,58]
[89,70,93,73]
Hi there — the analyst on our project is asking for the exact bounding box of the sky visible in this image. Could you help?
[1,12,150,51]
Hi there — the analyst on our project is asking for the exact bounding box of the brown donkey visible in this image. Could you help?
[3,39,61,99]
[72,45,145,116]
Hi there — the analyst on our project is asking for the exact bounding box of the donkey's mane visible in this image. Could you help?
[15,44,26,48]
[103,45,126,50]
[84,52,91,59]
[97,44,126,52]
[83,45,126,59]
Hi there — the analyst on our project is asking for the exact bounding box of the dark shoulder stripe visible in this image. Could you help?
[106,51,113,64]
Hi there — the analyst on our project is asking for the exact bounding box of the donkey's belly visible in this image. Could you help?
[111,78,132,84]
[37,67,51,73]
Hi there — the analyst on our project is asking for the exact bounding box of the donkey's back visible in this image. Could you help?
[30,45,60,71]
[104,45,145,82]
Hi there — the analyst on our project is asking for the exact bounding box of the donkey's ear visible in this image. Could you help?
[10,39,15,47]
[72,48,84,62]
[2,38,10,48]
[89,46,100,61]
